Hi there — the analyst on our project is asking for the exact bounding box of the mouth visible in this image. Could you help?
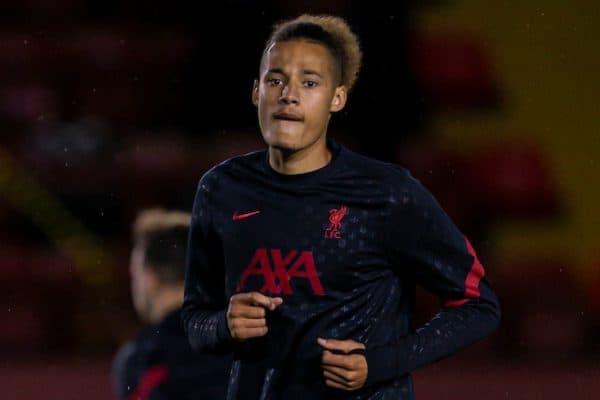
[273,111,304,122]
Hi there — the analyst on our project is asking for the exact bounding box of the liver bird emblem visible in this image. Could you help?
[325,206,348,239]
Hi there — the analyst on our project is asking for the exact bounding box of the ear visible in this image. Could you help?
[330,85,347,113]
[252,79,259,106]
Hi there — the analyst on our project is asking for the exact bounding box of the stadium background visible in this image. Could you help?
[1,1,599,398]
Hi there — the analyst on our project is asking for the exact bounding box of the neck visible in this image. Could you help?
[268,134,331,175]
[148,286,183,324]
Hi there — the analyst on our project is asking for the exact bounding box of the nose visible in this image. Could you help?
[278,82,300,105]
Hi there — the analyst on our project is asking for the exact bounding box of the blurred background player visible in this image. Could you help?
[112,208,231,400]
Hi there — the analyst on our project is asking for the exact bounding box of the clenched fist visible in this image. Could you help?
[227,292,283,340]
[317,338,368,391]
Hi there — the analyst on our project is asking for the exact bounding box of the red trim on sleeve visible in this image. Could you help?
[444,298,470,307]
[128,365,169,400]
[444,237,486,308]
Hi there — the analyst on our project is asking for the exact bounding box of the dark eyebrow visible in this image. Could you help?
[266,68,323,78]
[303,69,323,78]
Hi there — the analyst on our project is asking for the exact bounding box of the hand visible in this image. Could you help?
[317,337,368,391]
[226,292,283,341]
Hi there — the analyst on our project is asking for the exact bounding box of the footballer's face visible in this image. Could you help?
[253,40,347,152]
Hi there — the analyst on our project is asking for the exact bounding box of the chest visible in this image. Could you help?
[211,184,393,301]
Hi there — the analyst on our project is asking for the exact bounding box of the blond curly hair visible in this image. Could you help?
[133,208,190,243]
[263,14,362,91]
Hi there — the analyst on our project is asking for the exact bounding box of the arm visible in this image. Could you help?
[181,176,232,351]
[364,172,501,386]
[181,174,283,351]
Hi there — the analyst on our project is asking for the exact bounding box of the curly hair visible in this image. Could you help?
[263,14,362,91]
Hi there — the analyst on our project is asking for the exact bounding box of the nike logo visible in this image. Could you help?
[232,210,261,221]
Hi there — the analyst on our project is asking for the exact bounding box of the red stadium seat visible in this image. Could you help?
[411,31,500,108]
[0,81,60,123]
[116,132,201,215]
[492,256,584,356]
[0,245,82,352]
[465,141,561,219]
[73,29,192,71]
[397,139,470,226]
[0,304,46,354]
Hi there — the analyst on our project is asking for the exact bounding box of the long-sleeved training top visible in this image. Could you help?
[182,139,500,400]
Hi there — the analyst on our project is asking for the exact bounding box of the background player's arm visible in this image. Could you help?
[364,172,501,387]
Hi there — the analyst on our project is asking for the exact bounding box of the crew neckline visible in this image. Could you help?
[262,138,342,184]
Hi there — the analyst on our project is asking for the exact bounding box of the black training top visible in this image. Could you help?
[112,310,231,400]
[182,139,500,400]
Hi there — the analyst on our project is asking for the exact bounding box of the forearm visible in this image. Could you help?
[364,299,500,386]
[181,304,233,352]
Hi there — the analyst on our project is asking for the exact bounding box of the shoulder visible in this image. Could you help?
[111,332,173,400]
[191,150,266,217]
[111,341,138,398]
[112,323,180,376]
[112,340,137,376]
[339,146,443,219]
[197,149,266,189]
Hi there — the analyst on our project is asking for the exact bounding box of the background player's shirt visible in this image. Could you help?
[112,310,231,400]
[182,139,500,400]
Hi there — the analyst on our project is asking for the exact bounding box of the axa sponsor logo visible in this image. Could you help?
[236,248,325,296]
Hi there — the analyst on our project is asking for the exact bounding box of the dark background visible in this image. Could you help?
[1,1,599,399]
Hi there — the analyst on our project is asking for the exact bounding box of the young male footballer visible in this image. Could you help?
[183,14,500,400]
